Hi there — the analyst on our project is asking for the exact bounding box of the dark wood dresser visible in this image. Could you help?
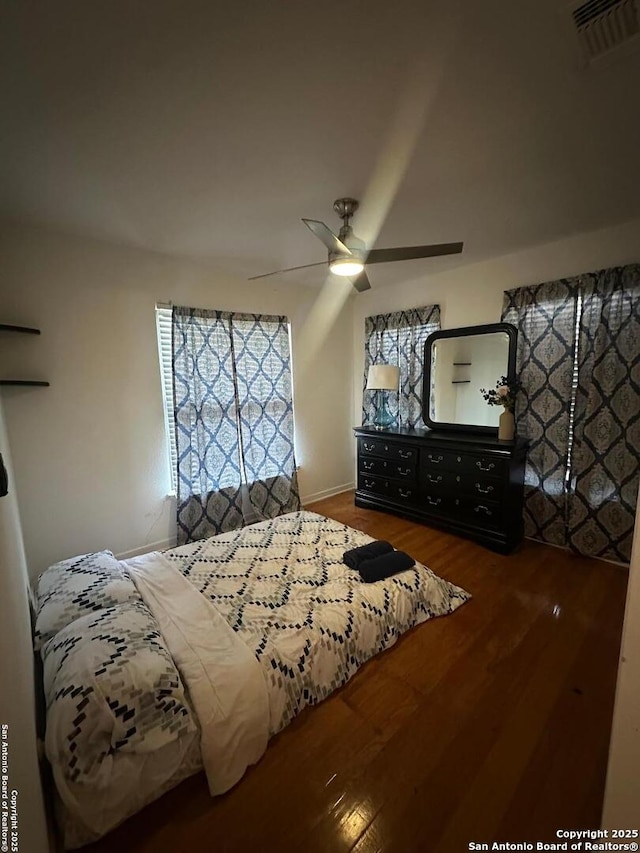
[353,426,528,553]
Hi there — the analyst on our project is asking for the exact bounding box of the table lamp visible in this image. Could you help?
[366,364,400,430]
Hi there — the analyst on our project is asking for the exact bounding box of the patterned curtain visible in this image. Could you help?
[568,265,640,563]
[172,306,300,545]
[503,264,640,563]
[502,278,581,547]
[362,305,440,429]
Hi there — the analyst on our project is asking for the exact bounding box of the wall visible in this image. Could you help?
[0,399,50,852]
[352,216,640,423]
[0,222,355,576]
[602,500,640,827]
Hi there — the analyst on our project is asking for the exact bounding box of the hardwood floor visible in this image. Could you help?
[86,492,628,853]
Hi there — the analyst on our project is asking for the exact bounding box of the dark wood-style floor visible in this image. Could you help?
[86,492,628,853]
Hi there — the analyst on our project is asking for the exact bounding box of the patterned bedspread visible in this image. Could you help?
[164,510,470,734]
[37,510,469,848]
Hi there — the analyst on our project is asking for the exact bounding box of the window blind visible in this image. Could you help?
[565,290,583,488]
[155,306,177,491]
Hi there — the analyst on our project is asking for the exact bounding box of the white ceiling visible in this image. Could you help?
[1,0,640,289]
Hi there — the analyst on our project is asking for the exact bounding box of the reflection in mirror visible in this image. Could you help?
[430,332,511,427]
[423,322,517,433]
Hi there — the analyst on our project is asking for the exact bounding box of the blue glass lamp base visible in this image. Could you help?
[373,391,395,430]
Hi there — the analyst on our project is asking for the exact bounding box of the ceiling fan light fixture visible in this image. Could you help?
[329,255,364,277]
[249,196,463,287]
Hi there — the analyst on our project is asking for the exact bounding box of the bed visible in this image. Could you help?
[35,511,470,848]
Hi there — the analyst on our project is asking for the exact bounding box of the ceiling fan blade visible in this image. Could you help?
[352,270,371,293]
[302,219,351,255]
[366,242,464,265]
[248,261,327,281]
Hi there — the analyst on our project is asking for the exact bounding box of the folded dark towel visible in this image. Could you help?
[343,540,393,570]
[358,550,416,583]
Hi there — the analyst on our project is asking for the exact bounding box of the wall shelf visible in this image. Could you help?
[0,324,41,335]
[0,323,49,387]
[0,380,50,387]
[452,380,471,384]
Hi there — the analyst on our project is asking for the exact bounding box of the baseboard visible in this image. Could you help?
[524,535,629,569]
[116,537,176,560]
[115,489,355,558]
[301,482,354,506]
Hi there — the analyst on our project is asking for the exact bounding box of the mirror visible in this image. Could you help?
[422,323,517,433]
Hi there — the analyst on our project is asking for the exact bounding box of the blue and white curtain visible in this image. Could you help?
[502,278,580,548]
[502,263,640,563]
[172,306,300,545]
[569,266,640,562]
[363,305,440,429]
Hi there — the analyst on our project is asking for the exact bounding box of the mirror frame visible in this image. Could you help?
[422,322,518,434]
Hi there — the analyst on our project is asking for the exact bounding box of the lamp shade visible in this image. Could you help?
[366,364,400,391]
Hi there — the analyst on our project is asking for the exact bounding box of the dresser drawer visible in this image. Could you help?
[357,473,388,496]
[458,453,507,479]
[359,456,389,476]
[456,473,504,499]
[421,447,461,471]
[359,455,418,484]
[420,468,458,493]
[420,490,451,515]
[386,459,418,484]
[457,495,504,530]
[387,481,418,503]
[358,438,418,464]
[359,438,389,457]
[421,447,508,480]
[403,467,505,500]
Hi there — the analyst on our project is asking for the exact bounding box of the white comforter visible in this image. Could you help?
[125,552,270,796]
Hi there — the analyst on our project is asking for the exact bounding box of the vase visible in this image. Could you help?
[498,409,515,441]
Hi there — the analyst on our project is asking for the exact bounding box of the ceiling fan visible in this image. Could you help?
[248,197,464,292]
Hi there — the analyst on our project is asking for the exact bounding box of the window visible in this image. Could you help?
[155,305,297,498]
[363,305,441,429]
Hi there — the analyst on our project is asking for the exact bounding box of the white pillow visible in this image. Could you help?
[34,551,138,650]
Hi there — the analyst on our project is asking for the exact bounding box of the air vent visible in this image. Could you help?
[570,0,639,62]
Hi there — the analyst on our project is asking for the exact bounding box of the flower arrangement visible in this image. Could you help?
[479,376,519,412]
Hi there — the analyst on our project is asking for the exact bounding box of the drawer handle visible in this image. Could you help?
[475,483,494,495]
[396,466,411,476]
[427,474,443,484]
[476,461,495,472]
[398,450,412,459]
[365,479,376,489]
[363,461,374,471]
[399,488,412,499]
[426,496,442,506]
[474,504,493,516]
[428,454,443,464]
[363,442,375,452]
